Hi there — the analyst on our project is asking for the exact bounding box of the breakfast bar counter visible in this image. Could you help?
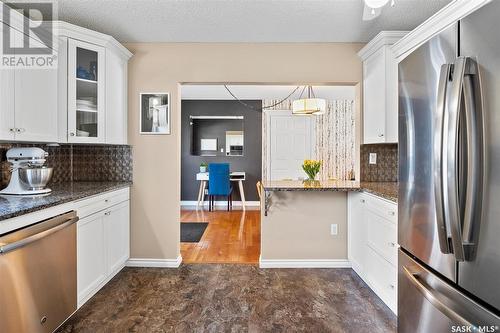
[260,179,358,266]
[259,179,398,267]
[261,179,361,192]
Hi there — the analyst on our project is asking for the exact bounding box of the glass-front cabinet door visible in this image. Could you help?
[67,39,105,143]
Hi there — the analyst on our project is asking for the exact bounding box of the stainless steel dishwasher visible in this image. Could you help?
[0,211,79,333]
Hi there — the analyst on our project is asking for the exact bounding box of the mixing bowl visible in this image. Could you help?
[19,167,53,190]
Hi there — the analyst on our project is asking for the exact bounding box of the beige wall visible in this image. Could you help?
[126,43,364,260]
[261,191,348,260]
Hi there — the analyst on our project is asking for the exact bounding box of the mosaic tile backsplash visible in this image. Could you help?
[360,143,398,182]
[0,143,132,189]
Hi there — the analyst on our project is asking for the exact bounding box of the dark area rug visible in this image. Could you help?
[181,222,208,242]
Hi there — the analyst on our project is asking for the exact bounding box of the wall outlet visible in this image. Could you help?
[369,153,377,165]
[330,224,338,236]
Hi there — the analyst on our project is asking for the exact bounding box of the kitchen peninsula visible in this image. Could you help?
[259,179,398,268]
[259,179,361,267]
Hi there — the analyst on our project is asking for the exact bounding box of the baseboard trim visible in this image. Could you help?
[181,200,260,207]
[259,257,352,268]
[126,255,182,268]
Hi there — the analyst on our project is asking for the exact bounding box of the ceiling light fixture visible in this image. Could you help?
[364,0,389,9]
[292,86,326,116]
[362,0,395,20]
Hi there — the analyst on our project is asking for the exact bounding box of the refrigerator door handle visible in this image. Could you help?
[461,57,484,260]
[443,56,467,261]
[444,56,484,261]
[403,266,473,326]
[434,64,452,254]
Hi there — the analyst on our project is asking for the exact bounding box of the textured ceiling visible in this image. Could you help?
[56,0,451,43]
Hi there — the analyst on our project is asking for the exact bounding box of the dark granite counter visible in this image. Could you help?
[0,181,132,221]
[360,182,398,203]
[260,179,397,203]
[261,180,361,191]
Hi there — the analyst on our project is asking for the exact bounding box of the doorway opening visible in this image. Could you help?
[179,83,356,264]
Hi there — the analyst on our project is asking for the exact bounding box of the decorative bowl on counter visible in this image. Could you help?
[19,167,53,190]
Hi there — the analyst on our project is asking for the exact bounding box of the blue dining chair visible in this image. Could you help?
[208,163,232,211]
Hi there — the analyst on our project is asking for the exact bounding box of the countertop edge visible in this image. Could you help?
[361,188,398,203]
[262,182,398,203]
[0,182,132,222]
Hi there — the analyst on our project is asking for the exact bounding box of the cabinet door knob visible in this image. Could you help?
[389,242,396,247]
[388,211,396,216]
[9,128,15,132]
[15,128,24,133]
[104,199,109,203]
[104,211,111,216]
[360,199,365,203]
[69,132,75,136]
[378,133,384,137]
[389,284,395,289]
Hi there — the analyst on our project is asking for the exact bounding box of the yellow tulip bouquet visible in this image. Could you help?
[302,159,322,180]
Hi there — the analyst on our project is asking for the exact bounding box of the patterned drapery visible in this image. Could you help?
[262,99,355,181]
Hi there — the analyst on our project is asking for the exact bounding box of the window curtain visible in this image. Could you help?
[262,99,355,181]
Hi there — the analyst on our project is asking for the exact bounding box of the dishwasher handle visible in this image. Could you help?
[0,212,79,254]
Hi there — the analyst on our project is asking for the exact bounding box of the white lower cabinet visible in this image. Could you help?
[105,201,130,275]
[77,211,107,304]
[76,188,130,307]
[348,191,398,314]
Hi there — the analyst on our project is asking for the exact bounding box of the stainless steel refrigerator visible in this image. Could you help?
[399,1,500,331]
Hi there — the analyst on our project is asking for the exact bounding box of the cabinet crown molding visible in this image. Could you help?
[54,21,133,60]
[358,31,409,61]
[391,0,491,62]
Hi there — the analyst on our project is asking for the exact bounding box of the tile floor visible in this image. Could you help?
[58,264,396,333]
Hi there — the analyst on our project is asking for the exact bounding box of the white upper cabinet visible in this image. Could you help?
[57,23,132,145]
[14,37,58,142]
[0,15,131,144]
[359,31,408,144]
[0,66,15,140]
[105,50,128,144]
[0,23,58,142]
[67,39,106,143]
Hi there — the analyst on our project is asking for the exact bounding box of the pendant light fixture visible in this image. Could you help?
[292,85,326,115]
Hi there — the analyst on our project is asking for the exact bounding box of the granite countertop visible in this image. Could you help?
[261,180,361,191]
[0,181,132,222]
[260,179,398,202]
[360,182,398,203]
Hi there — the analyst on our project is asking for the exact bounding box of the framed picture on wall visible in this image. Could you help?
[139,93,170,134]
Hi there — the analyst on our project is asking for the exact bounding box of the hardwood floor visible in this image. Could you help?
[180,208,261,264]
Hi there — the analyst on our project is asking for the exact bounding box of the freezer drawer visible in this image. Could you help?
[399,250,500,333]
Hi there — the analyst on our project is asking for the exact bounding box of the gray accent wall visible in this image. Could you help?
[181,100,262,201]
